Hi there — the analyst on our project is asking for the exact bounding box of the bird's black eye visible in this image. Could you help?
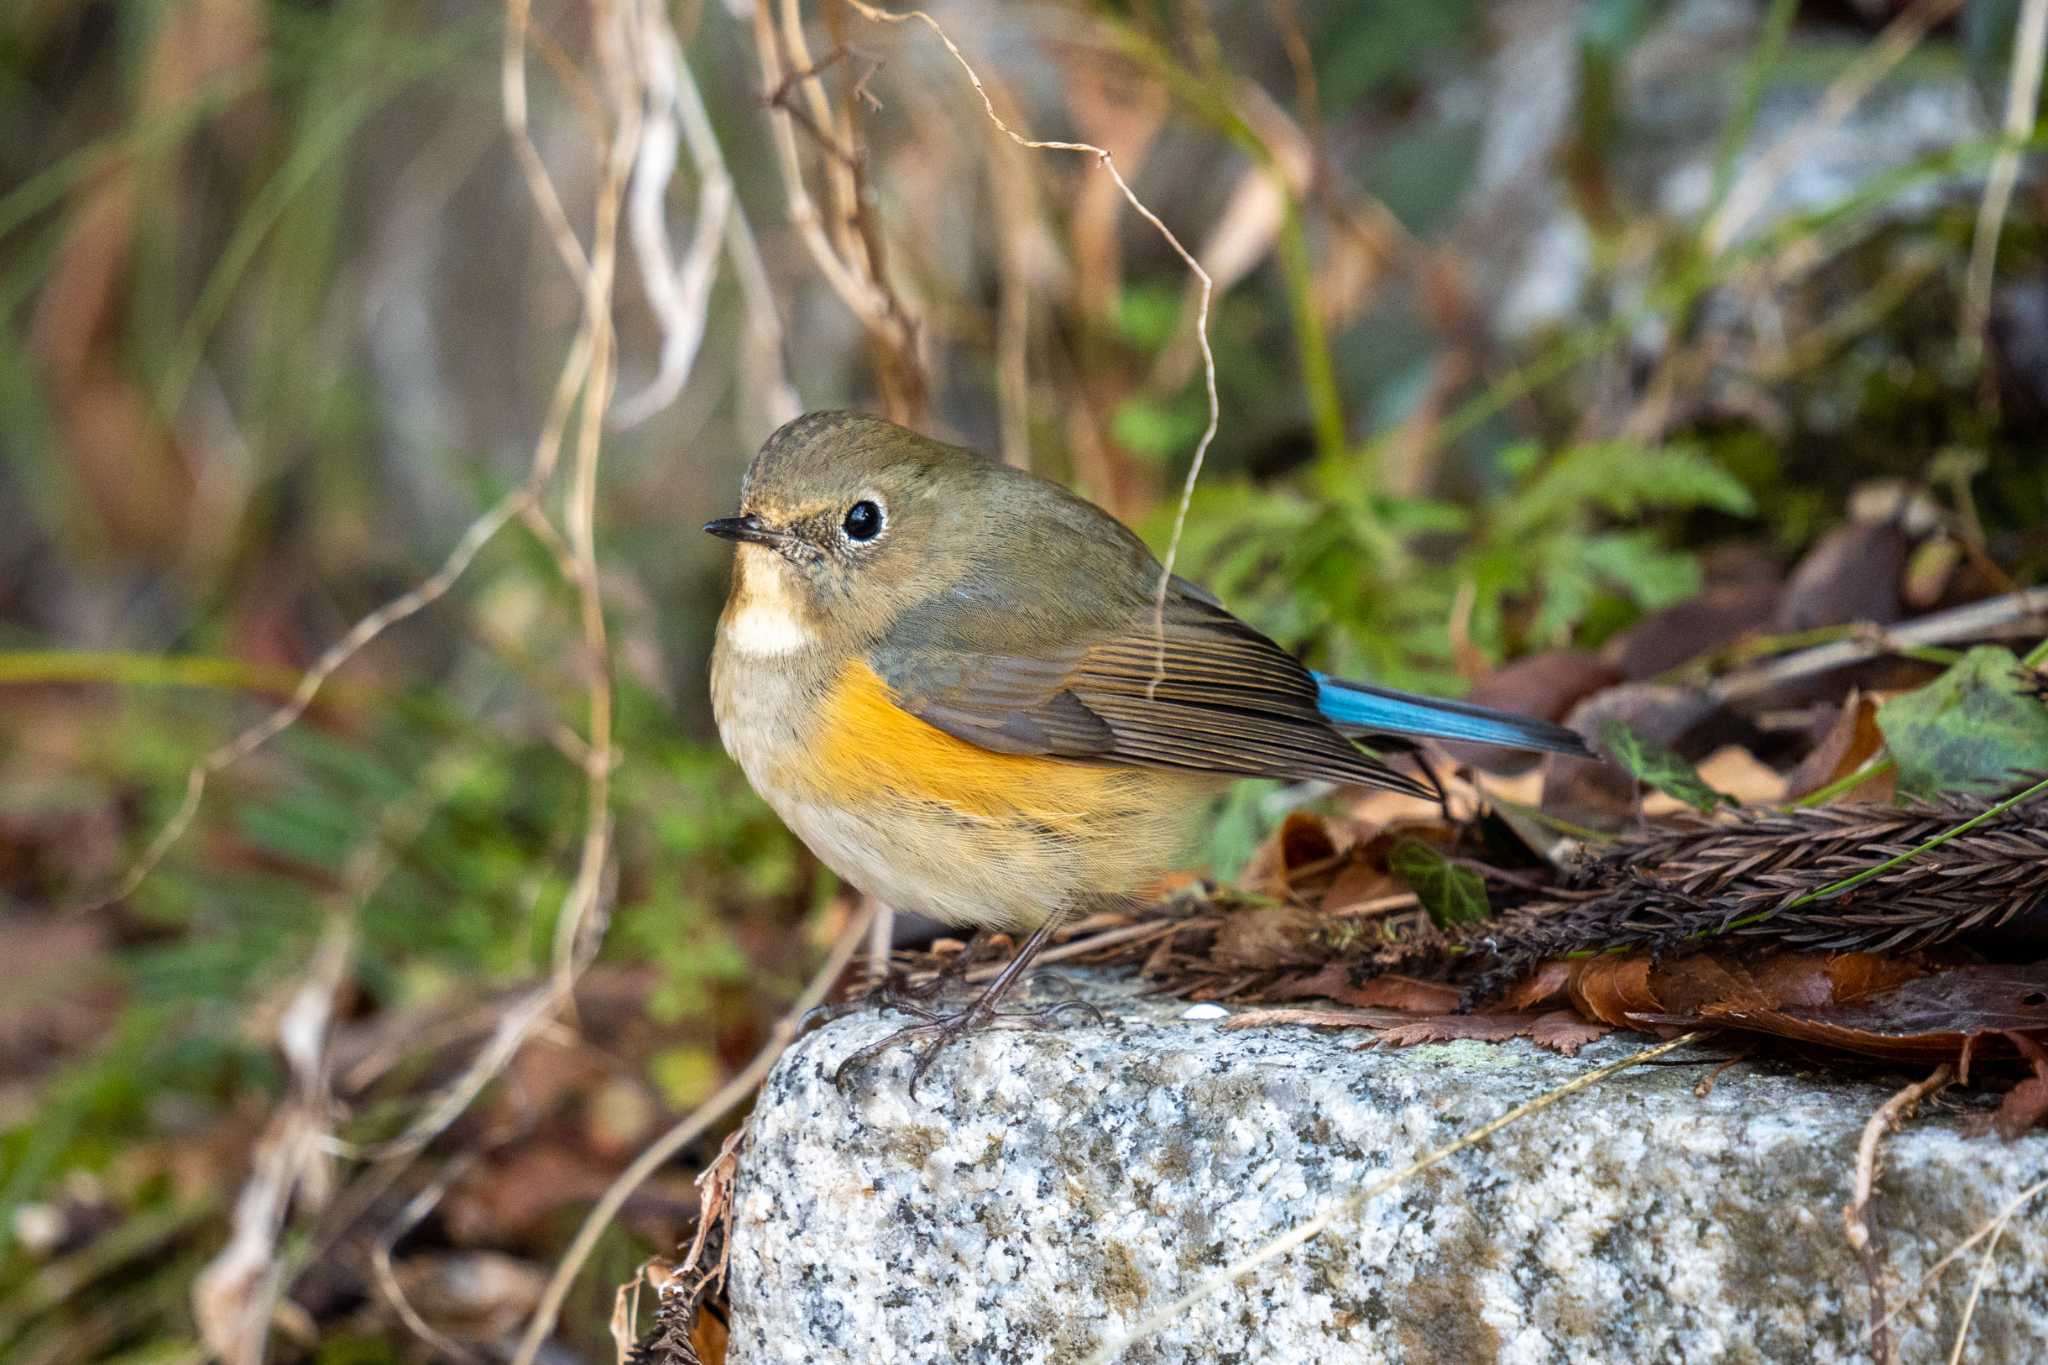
[842,499,883,542]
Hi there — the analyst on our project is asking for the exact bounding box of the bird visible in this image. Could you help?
[707,411,1592,1087]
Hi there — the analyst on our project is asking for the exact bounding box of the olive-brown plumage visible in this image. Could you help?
[707,411,1588,1084]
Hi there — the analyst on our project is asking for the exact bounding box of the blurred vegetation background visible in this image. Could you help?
[0,0,2044,1359]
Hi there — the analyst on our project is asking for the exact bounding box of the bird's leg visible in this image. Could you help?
[1406,745,1454,822]
[875,928,985,1005]
[831,918,1101,1095]
[801,927,988,1036]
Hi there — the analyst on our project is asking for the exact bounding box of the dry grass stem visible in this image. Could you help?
[839,1,1221,684]
[1960,0,2048,362]
[191,751,466,1363]
[73,0,656,921]
[1710,586,2048,704]
[613,0,734,428]
[546,0,637,993]
[1844,1064,1953,1365]
[1869,1174,2048,1343]
[1949,1204,2015,1365]
[674,48,799,431]
[1703,0,1965,256]
[510,897,876,1365]
[368,1155,485,1365]
[1082,1032,1706,1364]
[751,0,926,418]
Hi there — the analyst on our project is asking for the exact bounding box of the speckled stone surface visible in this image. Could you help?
[725,974,2048,1364]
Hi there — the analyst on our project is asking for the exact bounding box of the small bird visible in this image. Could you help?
[708,411,1591,1084]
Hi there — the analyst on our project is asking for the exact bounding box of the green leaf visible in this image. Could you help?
[1110,395,1204,461]
[1510,442,1756,536]
[1111,282,1184,349]
[1389,840,1490,928]
[1600,721,1736,813]
[1877,645,2048,800]
[1580,530,1704,608]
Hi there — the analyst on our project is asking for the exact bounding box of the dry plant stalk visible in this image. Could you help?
[1844,1064,1953,1365]
[192,751,472,1363]
[839,0,1222,659]
[186,0,657,1354]
[751,0,928,420]
[1870,1173,2048,1342]
[1702,0,1966,256]
[1959,0,2048,362]
[1457,795,2048,982]
[511,899,876,1365]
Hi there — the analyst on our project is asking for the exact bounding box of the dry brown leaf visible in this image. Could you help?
[1240,810,1344,896]
[1499,960,1575,1010]
[1774,520,1911,633]
[1993,1076,2048,1140]
[1346,975,1462,1014]
[1263,963,1357,1004]
[1603,582,1780,679]
[1567,956,1659,1028]
[1209,905,1323,971]
[1368,1009,1609,1056]
[1221,1007,1413,1032]
[1650,964,2048,1061]
[1528,1010,1614,1055]
[1319,858,1400,914]
[1785,692,1891,801]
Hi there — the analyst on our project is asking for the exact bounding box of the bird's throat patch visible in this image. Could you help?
[722,546,811,656]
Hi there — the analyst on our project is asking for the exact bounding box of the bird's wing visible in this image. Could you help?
[871,578,1428,796]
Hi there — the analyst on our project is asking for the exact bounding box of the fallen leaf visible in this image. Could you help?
[1993,1076,2048,1139]
[1277,810,1341,883]
[1546,684,1735,830]
[1773,520,1910,633]
[1602,721,1736,814]
[1603,582,1780,679]
[1370,1009,1610,1056]
[1646,744,1783,811]
[1388,839,1489,927]
[1784,693,1890,802]
[1210,905,1323,970]
[1347,975,1462,1013]
[1500,960,1574,1010]
[1646,951,1924,1018]
[1221,1007,1413,1032]
[1568,956,1658,1028]
[1241,810,1344,895]
[1646,963,2048,1061]
[1529,1010,1613,1055]
[1319,858,1401,914]
[1877,646,2048,799]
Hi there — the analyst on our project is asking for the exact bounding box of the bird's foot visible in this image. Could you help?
[800,936,987,1036]
[830,992,1103,1098]
[874,934,984,1006]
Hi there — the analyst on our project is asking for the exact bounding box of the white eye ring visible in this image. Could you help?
[840,496,886,543]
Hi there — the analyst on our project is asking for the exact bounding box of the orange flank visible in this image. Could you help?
[809,659,1135,824]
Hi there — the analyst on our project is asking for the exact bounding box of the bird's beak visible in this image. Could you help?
[703,513,786,548]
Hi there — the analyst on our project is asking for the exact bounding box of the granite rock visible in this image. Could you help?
[726,974,2048,1364]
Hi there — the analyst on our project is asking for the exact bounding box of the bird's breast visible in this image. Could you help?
[712,654,1211,928]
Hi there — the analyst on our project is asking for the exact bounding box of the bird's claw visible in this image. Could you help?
[829,992,1100,1098]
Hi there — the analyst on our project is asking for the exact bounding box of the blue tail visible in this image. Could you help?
[1312,672,1593,757]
